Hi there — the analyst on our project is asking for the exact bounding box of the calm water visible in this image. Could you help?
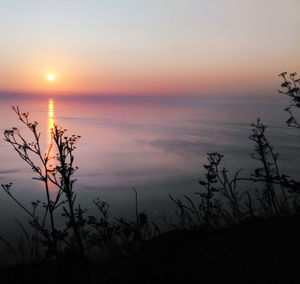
[0,96,299,237]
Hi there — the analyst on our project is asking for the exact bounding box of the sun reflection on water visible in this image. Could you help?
[47,99,55,179]
[48,98,54,143]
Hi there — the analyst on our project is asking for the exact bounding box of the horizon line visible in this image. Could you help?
[0,90,277,100]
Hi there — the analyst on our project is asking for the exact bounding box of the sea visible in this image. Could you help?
[0,95,299,239]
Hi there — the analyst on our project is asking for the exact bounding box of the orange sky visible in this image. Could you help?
[0,0,299,97]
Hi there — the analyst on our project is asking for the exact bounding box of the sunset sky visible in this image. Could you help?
[0,0,299,97]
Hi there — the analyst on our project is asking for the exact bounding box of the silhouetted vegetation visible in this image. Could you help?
[0,73,300,283]
[279,72,300,129]
[1,108,159,263]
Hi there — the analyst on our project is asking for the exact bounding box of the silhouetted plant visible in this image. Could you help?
[170,116,300,229]
[87,199,119,258]
[50,125,87,260]
[247,118,300,216]
[169,153,222,229]
[170,152,245,229]
[114,188,160,254]
[2,107,60,259]
[278,71,300,198]
[1,107,89,263]
[279,72,300,128]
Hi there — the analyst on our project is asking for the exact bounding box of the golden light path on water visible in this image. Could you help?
[48,98,54,148]
[48,99,56,193]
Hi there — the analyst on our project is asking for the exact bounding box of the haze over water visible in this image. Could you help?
[1,95,300,237]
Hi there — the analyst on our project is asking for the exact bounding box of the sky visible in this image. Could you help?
[0,0,299,97]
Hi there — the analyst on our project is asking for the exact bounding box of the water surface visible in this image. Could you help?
[0,96,299,237]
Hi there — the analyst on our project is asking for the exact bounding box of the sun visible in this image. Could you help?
[48,74,55,81]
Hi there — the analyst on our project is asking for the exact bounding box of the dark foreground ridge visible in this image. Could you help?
[1,213,300,284]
